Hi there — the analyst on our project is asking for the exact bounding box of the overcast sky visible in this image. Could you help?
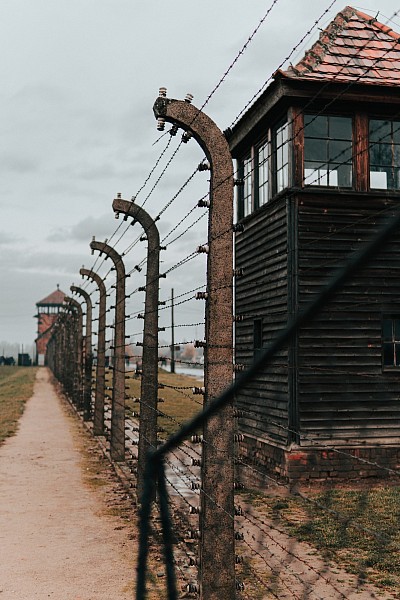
[1,0,400,351]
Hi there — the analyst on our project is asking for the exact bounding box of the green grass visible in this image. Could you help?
[0,366,38,444]
[124,368,203,438]
[243,486,400,595]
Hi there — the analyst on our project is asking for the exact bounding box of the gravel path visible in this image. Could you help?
[0,368,135,600]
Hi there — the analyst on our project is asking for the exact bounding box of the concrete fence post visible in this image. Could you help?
[153,92,235,600]
[80,267,107,435]
[90,240,126,462]
[71,285,93,421]
[112,196,161,500]
[65,296,84,411]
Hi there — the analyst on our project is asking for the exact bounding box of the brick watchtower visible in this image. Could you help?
[35,285,65,366]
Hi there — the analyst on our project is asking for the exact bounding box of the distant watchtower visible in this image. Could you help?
[35,285,65,366]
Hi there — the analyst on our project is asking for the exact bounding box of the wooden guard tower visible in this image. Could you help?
[35,285,65,366]
[229,6,400,480]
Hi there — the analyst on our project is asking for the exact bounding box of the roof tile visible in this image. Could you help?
[282,6,400,87]
[37,288,66,306]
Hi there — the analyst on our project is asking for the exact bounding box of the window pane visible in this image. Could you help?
[383,319,392,341]
[275,121,289,193]
[395,319,400,340]
[396,344,400,366]
[370,168,389,189]
[370,120,391,143]
[394,167,400,190]
[329,140,352,163]
[243,156,252,216]
[370,142,392,167]
[277,164,288,192]
[384,343,394,366]
[336,164,352,187]
[330,116,352,140]
[304,115,328,138]
[304,139,327,162]
[394,124,400,145]
[258,142,269,206]
[304,114,352,188]
[325,169,338,187]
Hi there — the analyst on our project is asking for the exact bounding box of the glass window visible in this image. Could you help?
[274,121,289,193]
[370,119,400,190]
[243,155,253,217]
[304,114,352,188]
[257,140,269,207]
[383,316,400,368]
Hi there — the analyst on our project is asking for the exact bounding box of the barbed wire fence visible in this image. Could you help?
[44,4,400,599]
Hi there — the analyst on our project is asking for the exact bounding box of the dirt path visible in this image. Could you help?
[0,368,135,600]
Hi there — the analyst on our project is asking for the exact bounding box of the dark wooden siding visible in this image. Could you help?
[297,193,400,441]
[234,197,289,444]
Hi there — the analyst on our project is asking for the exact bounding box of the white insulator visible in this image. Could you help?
[196,244,209,254]
[233,409,245,418]
[157,117,165,131]
[192,387,205,395]
[194,340,206,349]
[182,131,192,143]
[189,505,201,513]
[188,529,201,539]
[195,291,208,300]
[234,315,245,322]
[185,93,194,103]
[159,87,167,97]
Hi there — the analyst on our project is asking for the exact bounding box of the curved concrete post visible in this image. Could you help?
[71,285,93,422]
[81,268,107,435]
[113,196,160,499]
[154,94,234,600]
[90,240,126,461]
[65,296,84,410]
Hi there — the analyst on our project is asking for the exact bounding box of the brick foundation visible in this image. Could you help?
[237,434,400,483]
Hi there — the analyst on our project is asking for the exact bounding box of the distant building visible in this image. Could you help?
[35,285,65,366]
[229,7,400,480]
[18,353,32,367]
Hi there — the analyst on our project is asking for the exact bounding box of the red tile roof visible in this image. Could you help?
[279,6,400,86]
[37,287,66,306]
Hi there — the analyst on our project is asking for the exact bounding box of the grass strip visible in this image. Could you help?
[0,366,38,444]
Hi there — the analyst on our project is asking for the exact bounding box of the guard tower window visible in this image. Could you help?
[257,139,269,207]
[369,119,400,190]
[243,154,253,217]
[382,316,400,368]
[304,115,352,187]
[273,120,289,194]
